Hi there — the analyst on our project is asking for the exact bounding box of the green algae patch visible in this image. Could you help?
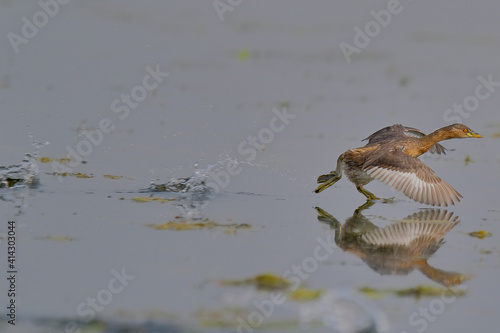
[359,285,466,300]
[146,218,250,233]
[469,230,492,239]
[35,235,76,242]
[131,196,175,203]
[288,288,323,301]
[220,273,291,291]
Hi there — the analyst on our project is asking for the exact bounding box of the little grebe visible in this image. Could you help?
[314,124,482,206]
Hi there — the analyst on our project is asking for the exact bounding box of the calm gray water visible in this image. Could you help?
[0,1,499,332]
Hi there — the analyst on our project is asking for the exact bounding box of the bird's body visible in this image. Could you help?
[314,124,482,206]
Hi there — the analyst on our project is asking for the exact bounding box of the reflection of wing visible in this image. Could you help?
[364,147,462,206]
[361,209,459,247]
[361,221,458,247]
[363,124,448,154]
[400,209,459,223]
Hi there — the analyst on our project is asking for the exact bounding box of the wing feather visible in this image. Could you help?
[364,148,461,206]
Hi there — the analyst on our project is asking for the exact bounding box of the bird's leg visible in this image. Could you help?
[356,185,379,201]
[354,200,375,214]
[314,154,344,193]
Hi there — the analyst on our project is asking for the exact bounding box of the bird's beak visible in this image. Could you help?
[467,131,483,138]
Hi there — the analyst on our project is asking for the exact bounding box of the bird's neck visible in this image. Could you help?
[416,126,456,155]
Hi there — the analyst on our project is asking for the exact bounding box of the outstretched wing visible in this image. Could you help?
[363,147,462,206]
[363,125,448,155]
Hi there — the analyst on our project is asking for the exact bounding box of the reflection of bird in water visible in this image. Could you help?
[315,202,472,286]
[314,124,482,206]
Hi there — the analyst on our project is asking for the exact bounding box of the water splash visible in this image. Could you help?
[149,157,240,194]
[0,139,48,215]
[148,157,248,219]
[149,163,219,220]
[297,289,390,333]
[149,165,214,195]
[0,153,40,188]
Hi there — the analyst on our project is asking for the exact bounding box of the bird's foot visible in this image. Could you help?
[356,186,379,200]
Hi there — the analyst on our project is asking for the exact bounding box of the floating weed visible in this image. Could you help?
[236,48,250,62]
[358,287,385,300]
[220,273,291,291]
[359,285,466,300]
[35,235,76,242]
[151,221,218,231]
[468,230,492,239]
[254,273,291,290]
[49,172,93,179]
[39,157,71,164]
[103,175,123,180]
[131,196,175,203]
[288,288,323,302]
[146,217,250,233]
[75,173,93,179]
[464,154,471,166]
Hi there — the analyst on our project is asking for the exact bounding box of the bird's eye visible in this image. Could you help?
[463,128,468,133]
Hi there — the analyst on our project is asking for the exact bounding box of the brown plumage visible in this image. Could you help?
[314,124,482,206]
